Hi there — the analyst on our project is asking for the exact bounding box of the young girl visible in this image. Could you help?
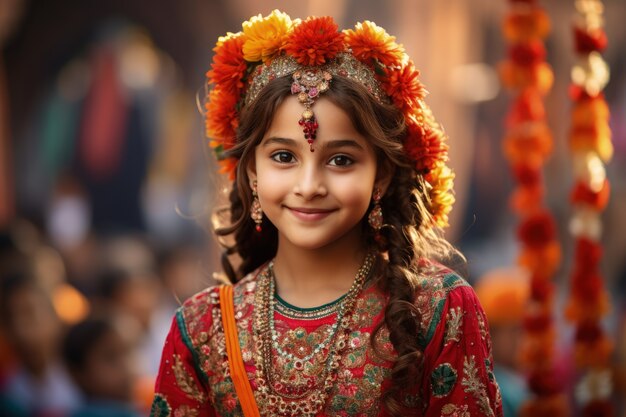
[151,10,502,417]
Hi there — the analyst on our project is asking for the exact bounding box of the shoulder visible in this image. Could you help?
[176,267,263,339]
[414,261,474,348]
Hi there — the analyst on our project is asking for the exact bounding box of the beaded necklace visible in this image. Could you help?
[252,254,375,417]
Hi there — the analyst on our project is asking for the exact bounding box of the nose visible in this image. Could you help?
[293,162,327,200]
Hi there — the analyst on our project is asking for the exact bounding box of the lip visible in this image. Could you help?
[286,206,336,221]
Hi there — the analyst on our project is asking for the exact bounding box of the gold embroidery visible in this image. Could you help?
[441,403,470,417]
[476,309,487,341]
[172,354,206,403]
[461,355,494,417]
[444,306,463,344]
[173,405,200,417]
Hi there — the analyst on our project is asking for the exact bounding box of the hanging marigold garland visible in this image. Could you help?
[564,1,614,415]
[499,1,568,415]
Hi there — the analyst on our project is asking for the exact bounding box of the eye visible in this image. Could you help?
[328,155,354,167]
[271,151,296,164]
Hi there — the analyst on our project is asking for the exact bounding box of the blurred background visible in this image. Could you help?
[0,0,624,416]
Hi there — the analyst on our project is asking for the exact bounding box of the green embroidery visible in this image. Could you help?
[419,272,469,348]
[431,363,458,397]
[150,394,171,417]
[176,309,209,384]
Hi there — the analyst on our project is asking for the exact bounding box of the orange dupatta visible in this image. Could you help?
[219,285,261,417]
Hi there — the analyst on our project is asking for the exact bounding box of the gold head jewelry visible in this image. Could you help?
[205,10,455,227]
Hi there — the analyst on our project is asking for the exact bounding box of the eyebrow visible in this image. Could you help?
[262,136,365,151]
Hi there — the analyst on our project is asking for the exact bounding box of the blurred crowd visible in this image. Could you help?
[0,219,212,417]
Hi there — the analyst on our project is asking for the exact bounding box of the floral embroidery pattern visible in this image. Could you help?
[431,363,458,397]
[154,263,501,417]
[150,394,171,417]
[172,355,207,403]
[476,309,487,341]
[444,306,463,344]
[173,405,199,417]
[441,403,470,417]
[462,355,494,417]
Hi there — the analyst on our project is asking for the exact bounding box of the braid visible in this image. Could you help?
[371,167,426,416]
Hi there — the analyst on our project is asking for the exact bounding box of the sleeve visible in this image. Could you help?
[421,284,503,417]
[150,312,216,417]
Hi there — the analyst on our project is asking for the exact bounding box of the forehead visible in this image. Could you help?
[263,95,367,146]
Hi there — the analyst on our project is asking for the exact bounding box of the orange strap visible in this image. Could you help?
[219,285,261,417]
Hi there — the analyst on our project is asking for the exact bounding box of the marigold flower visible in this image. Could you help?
[573,332,613,368]
[383,61,427,110]
[518,211,557,248]
[217,157,238,180]
[574,26,608,54]
[426,165,455,228]
[571,179,610,211]
[571,96,610,128]
[343,21,405,68]
[405,114,448,174]
[518,241,561,277]
[510,184,544,215]
[205,87,239,151]
[284,16,345,66]
[242,10,293,63]
[503,122,553,165]
[519,394,569,417]
[503,8,551,42]
[499,60,553,93]
[509,41,546,66]
[570,124,613,162]
[207,32,247,95]
[506,90,546,127]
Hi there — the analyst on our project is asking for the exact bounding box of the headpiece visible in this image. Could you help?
[205,10,455,227]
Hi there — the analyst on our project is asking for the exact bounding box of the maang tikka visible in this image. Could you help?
[251,180,263,232]
[291,69,332,151]
[368,188,383,237]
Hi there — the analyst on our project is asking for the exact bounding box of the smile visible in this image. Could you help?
[286,206,336,222]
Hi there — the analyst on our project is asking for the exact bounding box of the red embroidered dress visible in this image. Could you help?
[151,264,503,417]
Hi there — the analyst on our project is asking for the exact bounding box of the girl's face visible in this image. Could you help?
[249,95,388,251]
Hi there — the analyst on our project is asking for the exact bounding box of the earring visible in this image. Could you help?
[251,180,263,232]
[368,188,383,236]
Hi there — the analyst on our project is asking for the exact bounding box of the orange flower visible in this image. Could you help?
[405,114,448,174]
[207,32,247,95]
[284,16,345,66]
[510,184,544,215]
[343,21,405,68]
[499,61,553,94]
[503,8,551,42]
[205,87,239,152]
[506,90,546,127]
[570,179,610,211]
[572,96,610,129]
[518,241,561,278]
[218,157,238,180]
[519,394,569,417]
[242,10,293,63]
[382,61,427,110]
[503,122,553,165]
[569,124,613,162]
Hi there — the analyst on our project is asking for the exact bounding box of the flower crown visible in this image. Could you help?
[205,10,455,227]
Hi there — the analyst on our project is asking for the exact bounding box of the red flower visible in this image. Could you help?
[284,16,345,66]
[527,369,564,396]
[574,238,603,271]
[571,179,610,211]
[582,400,615,417]
[574,26,608,54]
[207,33,247,95]
[512,163,542,187]
[382,61,427,110]
[509,40,546,66]
[506,89,546,127]
[517,211,558,249]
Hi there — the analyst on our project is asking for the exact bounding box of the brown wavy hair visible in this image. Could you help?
[213,75,463,415]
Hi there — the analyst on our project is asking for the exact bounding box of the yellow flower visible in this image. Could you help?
[242,9,293,63]
[343,21,406,68]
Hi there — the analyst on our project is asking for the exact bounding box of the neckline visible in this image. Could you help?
[274,290,347,313]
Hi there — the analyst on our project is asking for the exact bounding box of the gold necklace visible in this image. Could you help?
[252,254,375,417]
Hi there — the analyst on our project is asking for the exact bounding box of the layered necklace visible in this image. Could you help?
[252,253,375,417]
